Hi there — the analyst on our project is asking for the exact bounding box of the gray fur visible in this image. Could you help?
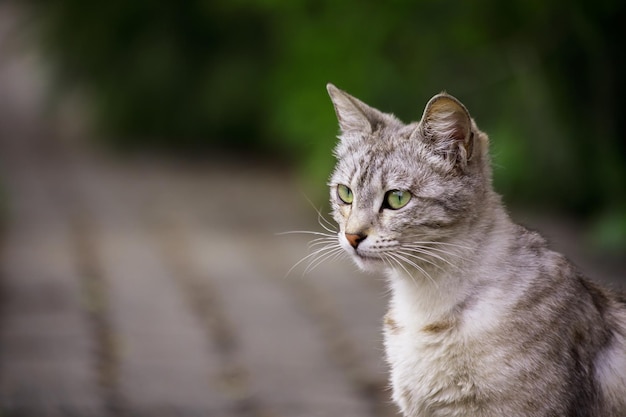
[326,83,626,417]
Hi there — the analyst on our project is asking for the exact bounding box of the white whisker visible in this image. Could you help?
[403,238,475,252]
[300,193,338,234]
[279,215,344,277]
[399,246,463,269]
[308,234,338,242]
[403,242,473,264]
[395,249,449,273]
[284,243,338,277]
[380,254,393,271]
[317,211,338,234]
[384,253,419,288]
[304,246,345,274]
[277,230,336,238]
[392,252,438,288]
[308,238,339,249]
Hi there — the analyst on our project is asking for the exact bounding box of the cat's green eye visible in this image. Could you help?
[337,184,354,204]
[385,190,411,210]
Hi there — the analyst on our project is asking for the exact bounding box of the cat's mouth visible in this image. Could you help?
[355,251,382,261]
[339,236,386,270]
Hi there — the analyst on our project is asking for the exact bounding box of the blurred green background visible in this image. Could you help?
[29,0,626,249]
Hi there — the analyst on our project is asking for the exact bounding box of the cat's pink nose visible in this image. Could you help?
[345,232,366,249]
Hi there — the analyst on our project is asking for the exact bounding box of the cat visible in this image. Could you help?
[324,83,626,417]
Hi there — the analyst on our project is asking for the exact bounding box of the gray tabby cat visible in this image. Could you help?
[325,83,626,417]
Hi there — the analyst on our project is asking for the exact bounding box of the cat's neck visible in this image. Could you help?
[386,198,514,324]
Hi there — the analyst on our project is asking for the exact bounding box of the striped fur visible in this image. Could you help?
[326,83,626,417]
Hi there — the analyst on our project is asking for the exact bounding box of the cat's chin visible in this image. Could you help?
[351,253,386,272]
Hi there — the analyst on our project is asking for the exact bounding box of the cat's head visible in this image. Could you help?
[326,83,491,272]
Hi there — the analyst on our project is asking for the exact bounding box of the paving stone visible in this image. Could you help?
[0,208,103,415]
[184,231,375,417]
[76,164,233,415]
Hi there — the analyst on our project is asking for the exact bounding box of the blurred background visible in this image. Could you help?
[0,0,624,416]
[27,0,626,231]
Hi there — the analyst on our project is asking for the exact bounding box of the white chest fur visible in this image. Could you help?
[384,314,479,416]
[383,271,507,417]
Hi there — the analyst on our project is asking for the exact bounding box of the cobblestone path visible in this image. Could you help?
[0,132,403,417]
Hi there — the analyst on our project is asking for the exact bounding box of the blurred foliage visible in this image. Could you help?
[29,0,626,245]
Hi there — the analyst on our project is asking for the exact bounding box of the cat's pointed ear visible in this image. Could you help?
[419,93,474,165]
[326,83,383,134]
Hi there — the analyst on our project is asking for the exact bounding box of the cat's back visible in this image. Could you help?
[588,278,626,416]
[483,223,626,416]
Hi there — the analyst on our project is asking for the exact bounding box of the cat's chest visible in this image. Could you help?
[383,311,488,416]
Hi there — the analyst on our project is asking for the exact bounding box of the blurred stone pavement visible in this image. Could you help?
[0,4,623,417]
[0,140,398,417]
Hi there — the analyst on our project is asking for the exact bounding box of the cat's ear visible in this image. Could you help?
[326,83,385,134]
[419,93,474,166]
